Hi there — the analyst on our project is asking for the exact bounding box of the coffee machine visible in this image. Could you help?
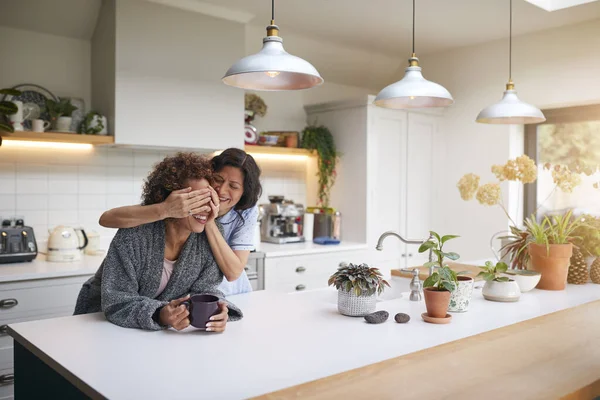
[259,196,305,244]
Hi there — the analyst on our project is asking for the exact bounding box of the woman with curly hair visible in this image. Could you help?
[98,148,262,296]
[74,152,242,331]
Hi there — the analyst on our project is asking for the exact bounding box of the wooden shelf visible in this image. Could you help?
[244,144,314,156]
[0,131,115,145]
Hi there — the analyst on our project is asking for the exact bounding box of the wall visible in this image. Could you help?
[419,18,600,260]
[0,25,91,108]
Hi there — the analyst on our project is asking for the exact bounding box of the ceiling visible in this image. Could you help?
[0,0,599,57]
[198,0,600,55]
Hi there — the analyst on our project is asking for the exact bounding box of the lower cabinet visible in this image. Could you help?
[264,250,370,293]
[0,274,92,400]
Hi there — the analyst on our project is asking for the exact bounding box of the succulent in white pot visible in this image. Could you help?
[478,261,521,302]
[328,263,389,317]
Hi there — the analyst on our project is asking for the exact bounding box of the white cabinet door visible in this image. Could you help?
[405,112,437,267]
[368,108,408,267]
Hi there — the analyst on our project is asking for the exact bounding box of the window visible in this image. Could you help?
[524,104,600,219]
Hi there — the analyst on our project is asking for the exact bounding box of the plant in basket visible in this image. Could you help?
[328,263,389,317]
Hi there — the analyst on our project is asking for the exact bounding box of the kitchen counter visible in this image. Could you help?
[258,241,368,258]
[0,254,104,283]
[8,283,600,399]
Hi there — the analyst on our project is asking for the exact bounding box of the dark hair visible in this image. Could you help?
[211,148,262,212]
[142,152,215,206]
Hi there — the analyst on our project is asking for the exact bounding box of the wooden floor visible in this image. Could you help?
[256,300,600,400]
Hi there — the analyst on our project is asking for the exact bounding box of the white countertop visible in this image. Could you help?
[0,253,104,283]
[258,241,368,257]
[8,283,600,400]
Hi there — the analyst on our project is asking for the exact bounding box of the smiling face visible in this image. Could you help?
[176,178,212,233]
[213,166,244,215]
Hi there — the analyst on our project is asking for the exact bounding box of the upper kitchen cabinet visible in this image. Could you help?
[92,0,244,151]
[305,96,444,269]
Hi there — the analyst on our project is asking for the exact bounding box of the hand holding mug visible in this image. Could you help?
[159,295,190,331]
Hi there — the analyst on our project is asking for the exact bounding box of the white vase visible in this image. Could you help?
[448,276,474,312]
[55,116,72,132]
[482,280,521,302]
[337,290,376,316]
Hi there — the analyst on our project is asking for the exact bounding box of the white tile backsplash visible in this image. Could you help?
[0,147,309,243]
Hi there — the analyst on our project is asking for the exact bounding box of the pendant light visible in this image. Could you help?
[222,0,323,91]
[374,0,453,109]
[476,0,545,124]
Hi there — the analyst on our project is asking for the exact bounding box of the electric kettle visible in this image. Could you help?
[47,226,88,262]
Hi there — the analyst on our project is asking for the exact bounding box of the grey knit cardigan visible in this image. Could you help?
[73,221,243,330]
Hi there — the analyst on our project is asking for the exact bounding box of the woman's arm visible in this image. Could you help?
[99,187,212,229]
[204,221,250,282]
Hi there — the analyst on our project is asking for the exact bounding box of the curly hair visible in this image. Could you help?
[141,152,215,206]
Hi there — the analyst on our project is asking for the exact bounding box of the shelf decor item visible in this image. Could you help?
[222,0,323,91]
[478,261,521,302]
[244,93,267,144]
[328,263,389,317]
[45,98,78,132]
[0,88,23,132]
[419,231,462,322]
[79,111,107,135]
[0,84,57,131]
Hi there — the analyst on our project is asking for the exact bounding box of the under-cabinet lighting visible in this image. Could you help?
[0,140,93,150]
[524,0,597,11]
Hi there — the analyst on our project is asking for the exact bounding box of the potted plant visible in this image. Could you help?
[526,210,582,290]
[418,232,460,320]
[301,124,339,207]
[44,98,78,132]
[328,263,389,317]
[478,261,521,302]
[0,88,22,132]
[79,111,107,135]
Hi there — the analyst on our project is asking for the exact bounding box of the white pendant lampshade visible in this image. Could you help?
[222,26,323,91]
[374,0,453,109]
[476,0,545,124]
[374,55,453,108]
[476,82,546,124]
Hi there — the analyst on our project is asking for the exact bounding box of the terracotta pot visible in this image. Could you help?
[423,287,451,318]
[528,243,573,290]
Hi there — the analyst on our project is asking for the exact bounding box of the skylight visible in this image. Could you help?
[525,0,598,11]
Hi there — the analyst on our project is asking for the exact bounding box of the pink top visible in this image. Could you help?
[156,258,176,297]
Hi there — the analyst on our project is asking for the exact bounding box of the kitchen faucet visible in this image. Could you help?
[375,231,435,276]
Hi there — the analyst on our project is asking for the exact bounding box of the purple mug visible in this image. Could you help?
[181,294,220,330]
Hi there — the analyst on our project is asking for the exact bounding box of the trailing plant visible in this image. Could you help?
[572,214,600,257]
[477,261,511,282]
[328,263,389,296]
[79,111,104,134]
[301,124,339,207]
[0,88,22,133]
[418,231,461,292]
[44,98,78,122]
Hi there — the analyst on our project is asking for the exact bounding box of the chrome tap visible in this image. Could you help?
[375,231,434,273]
[401,268,423,301]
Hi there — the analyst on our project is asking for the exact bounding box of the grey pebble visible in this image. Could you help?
[394,313,410,323]
[364,311,389,324]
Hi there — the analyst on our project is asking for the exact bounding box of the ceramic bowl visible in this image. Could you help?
[259,135,279,146]
[502,270,541,293]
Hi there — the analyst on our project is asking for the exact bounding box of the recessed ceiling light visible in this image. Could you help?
[524,0,598,11]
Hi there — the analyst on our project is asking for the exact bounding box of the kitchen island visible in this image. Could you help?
[8,283,600,399]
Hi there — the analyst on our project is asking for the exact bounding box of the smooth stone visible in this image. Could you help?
[364,310,389,324]
[394,313,410,323]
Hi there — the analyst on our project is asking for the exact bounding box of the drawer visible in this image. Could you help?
[0,276,90,320]
[0,369,13,400]
[265,251,365,287]
[0,348,10,372]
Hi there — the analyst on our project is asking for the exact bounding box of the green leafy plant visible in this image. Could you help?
[244,93,267,118]
[328,263,389,296]
[572,214,600,257]
[301,124,339,207]
[0,88,22,133]
[545,209,582,244]
[418,231,461,292]
[44,98,78,122]
[477,261,511,282]
[79,111,104,134]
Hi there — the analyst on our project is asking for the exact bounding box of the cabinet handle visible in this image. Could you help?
[296,266,306,273]
[244,266,249,271]
[408,253,413,257]
[0,373,14,385]
[401,253,406,258]
[295,284,306,291]
[0,298,17,308]
[0,325,7,335]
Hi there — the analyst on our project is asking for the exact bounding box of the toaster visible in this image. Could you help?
[0,219,38,264]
